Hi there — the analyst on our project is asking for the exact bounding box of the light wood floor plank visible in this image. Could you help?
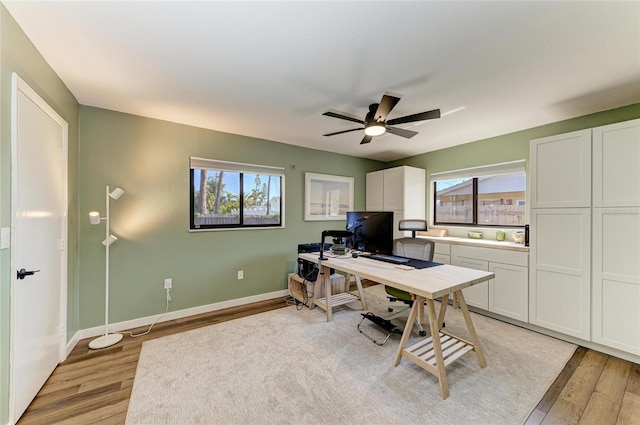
[539,347,609,425]
[578,357,631,425]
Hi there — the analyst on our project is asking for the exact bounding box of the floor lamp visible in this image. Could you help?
[88,185,125,349]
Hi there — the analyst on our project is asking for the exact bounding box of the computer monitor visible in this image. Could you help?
[346,211,394,255]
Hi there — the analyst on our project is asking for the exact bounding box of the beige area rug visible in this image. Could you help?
[125,284,576,425]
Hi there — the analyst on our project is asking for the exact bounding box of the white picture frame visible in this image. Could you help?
[304,173,354,221]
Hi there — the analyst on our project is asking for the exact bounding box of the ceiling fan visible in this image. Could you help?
[322,93,441,144]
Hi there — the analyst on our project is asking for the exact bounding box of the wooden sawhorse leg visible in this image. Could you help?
[453,290,486,368]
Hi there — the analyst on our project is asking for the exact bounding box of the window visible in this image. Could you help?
[432,161,526,227]
[190,157,284,230]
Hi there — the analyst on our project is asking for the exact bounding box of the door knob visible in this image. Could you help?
[17,268,40,279]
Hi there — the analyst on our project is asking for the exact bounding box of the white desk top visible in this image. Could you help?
[298,252,495,300]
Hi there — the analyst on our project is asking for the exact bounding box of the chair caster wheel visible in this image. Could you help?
[388,308,393,312]
[419,330,427,337]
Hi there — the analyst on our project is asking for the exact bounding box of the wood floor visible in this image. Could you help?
[17,286,640,425]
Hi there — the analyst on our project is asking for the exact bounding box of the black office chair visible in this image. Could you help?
[385,219,434,336]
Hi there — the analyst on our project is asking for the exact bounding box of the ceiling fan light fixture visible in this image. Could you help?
[364,122,386,137]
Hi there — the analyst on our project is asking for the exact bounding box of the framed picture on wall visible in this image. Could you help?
[304,173,354,221]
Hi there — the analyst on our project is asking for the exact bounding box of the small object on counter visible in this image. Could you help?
[467,231,483,239]
[512,231,525,244]
[496,230,506,241]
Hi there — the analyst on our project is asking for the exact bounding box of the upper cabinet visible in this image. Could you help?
[366,165,425,238]
[593,118,640,207]
[530,129,591,208]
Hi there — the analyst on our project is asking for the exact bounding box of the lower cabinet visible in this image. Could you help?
[591,207,640,356]
[451,244,529,320]
[489,262,528,322]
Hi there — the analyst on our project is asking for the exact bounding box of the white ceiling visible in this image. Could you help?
[4,1,640,162]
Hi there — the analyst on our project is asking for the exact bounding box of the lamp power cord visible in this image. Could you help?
[121,287,171,338]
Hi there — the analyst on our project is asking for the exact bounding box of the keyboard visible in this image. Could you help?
[369,254,410,264]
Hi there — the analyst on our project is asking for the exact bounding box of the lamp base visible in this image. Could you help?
[88,333,123,350]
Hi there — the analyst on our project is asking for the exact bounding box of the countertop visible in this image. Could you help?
[417,234,530,252]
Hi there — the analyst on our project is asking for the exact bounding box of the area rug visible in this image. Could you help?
[125,284,576,425]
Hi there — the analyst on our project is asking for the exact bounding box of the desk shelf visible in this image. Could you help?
[312,292,361,311]
[402,331,474,376]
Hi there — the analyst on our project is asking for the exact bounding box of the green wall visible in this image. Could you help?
[0,5,80,423]
[78,107,383,328]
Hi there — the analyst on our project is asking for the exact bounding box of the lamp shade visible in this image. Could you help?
[102,234,118,246]
[89,211,101,225]
[109,187,125,200]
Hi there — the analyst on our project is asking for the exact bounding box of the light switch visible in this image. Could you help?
[1,227,10,249]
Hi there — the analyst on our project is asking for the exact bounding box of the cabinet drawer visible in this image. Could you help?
[434,242,450,255]
[452,244,528,267]
[433,253,450,265]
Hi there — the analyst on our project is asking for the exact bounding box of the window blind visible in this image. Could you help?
[190,157,284,176]
[430,160,526,181]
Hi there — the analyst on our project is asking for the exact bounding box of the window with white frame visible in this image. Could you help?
[432,160,526,227]
[190,157,284,230]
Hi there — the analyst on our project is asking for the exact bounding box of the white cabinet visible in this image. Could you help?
[529,209,591,339]
[529,118,640,354]
[365,170,384,210]
[530,129,591,208]
[432,242,451,264]
[592,208,640,355]
[451,244,529,320]
[593,119,640,207]
[366,166,425,239]
[489,262,528,322]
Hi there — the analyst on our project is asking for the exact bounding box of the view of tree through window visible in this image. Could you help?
[191,168,282,229]
[434,171,526,227]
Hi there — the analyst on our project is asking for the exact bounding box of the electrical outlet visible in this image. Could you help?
[237,270,244,280]
[164,278,172,289]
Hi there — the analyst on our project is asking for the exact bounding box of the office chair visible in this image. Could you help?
[385,219,434,336]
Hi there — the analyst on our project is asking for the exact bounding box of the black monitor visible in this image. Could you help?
[346,211,394,255]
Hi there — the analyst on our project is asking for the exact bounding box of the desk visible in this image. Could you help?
[298,252,494,399]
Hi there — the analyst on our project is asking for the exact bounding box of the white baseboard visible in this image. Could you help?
[69,289,289,349]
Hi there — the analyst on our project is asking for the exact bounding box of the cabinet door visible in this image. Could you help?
[489,262,528,322]
[593,118,640,207]
[366,170,384,211]
[382,167,405,210]
[530,130,591,208]
[529,208,591,339]
[453,257,489,310]
[592,208,640,355]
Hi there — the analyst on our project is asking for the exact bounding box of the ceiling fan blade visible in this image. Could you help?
[322,109,364,125]
[387,108,441,126]
[360,135,373,145]
[323,128,362,137]
[375,93,401,121]
[386,126,418,139]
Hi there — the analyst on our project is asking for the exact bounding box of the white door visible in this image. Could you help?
[10,74,68,423]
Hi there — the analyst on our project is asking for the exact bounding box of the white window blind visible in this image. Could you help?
[430,160,526,181]
[190,157,284,176]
